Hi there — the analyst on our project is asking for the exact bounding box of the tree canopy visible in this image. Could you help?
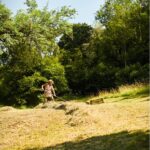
[0,0,75,105]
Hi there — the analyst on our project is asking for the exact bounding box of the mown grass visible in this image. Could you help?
[0,82,149,150]
[1,100,149,150]
[26,130,149,150]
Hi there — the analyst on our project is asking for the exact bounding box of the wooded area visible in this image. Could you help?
[0,0,149,106]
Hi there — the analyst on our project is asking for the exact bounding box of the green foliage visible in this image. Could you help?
[59,23,94,94]
[88,63,117,92]
[25,0,38,12]
[96,0,149,67]
[41,57,69,94]
[59,23,93,51]
[116,64,149,85]
[58,0,148,95]
[17,72,47,105]
[0,1,75,106]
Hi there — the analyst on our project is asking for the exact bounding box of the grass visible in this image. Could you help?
[63,83,149,103]
[0,83,149,150]
[26,130,149,150]
[82,83,150,103]
[61,94,91,102]
[101,83,149,99]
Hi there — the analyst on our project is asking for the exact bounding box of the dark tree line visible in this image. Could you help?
[58,0,149,95]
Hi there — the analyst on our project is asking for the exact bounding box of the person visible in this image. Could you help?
[41,80,56,103]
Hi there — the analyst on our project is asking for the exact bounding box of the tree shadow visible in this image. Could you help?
[118,95,149,103]
[25,130,149,150]
[121,93,149,100]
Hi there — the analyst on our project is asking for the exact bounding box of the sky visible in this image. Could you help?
[1,0,105,26]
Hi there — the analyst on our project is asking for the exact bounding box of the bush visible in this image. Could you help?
[17,72,47,105]
[115,64,149,85]
[41,57,70,95]
[86,63,117,94]
[0,57,70,106]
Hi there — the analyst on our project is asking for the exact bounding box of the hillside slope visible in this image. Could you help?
[0,85,149,150]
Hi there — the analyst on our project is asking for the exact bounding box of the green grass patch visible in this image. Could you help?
[60,94,92,102]
[74,83,149,103]
[102,83,149,100]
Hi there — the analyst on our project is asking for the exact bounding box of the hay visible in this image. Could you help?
[0,106,15,111]
[86,98,104,105]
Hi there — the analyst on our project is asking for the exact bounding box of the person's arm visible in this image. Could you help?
[41,84,45,91]
[52,86,56,97]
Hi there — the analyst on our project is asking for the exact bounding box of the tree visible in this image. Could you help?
[0,0,76,105]
[95,0,149,85]
[96,0,149,67]
[58,23,93,94]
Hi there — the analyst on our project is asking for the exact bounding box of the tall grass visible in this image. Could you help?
[65,83,149,102]
[99,83,149,99]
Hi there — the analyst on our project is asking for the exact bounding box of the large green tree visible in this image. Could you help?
[95,0,149,85]
[96,0,149,67]
[59,0,149,94]
[0,0,76,105]
[58,23,93,94]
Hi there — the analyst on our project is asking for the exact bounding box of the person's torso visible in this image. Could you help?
[44,84,52,91]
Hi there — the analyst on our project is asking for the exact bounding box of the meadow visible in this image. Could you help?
[0,83,149,150]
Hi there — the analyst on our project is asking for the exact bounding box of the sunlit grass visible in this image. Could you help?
[99,83,149,100]
[72,83,149,103]
[0,82,149,150]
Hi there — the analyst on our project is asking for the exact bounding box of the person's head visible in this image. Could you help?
[48,79,54,85]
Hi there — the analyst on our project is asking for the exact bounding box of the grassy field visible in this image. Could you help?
[0,83,149,150]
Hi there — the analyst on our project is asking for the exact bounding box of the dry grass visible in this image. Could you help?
[0,83,149,150]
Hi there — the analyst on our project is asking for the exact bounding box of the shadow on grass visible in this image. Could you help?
[25,130,149,150]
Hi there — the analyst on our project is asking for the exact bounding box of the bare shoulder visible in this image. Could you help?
[42,83,48,87]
